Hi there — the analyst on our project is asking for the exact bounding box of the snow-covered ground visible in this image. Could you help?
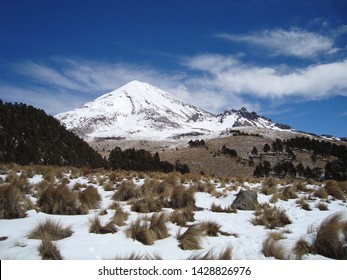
[0,169,346,260]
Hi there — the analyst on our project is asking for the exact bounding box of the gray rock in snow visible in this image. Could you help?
[231,189,259,210]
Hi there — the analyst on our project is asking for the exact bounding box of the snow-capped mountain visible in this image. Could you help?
[217,107,291,131]
[55,80,291,141]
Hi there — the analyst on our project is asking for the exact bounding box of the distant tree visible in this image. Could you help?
[263,143,271,153]
[251,146,258,156]
[325,160,347,181]
[272,139,284,153]
[188,139,206,148]
[175,160,190,174]
[253,163,265,177]
[296,163,305,178]
[221,145,237,157]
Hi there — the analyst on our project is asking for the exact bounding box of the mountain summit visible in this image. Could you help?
[55,80,291,140]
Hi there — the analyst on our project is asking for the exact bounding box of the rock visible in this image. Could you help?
[231,189,259,210]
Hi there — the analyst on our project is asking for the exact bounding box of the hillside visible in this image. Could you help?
[0,100,106,168]
[89,126,347,181]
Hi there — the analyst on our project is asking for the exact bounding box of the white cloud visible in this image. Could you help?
[217,28,335,58]
[183,54,347,101]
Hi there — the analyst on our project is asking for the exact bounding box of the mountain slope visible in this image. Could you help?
[0,100,106,167]
[55,80,291,141]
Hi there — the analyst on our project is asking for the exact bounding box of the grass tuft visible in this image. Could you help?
[89,215,117,234]
[79,186,101,210]
[131,197,163,213]
[170,207,195,226]
[262,235,288,259]
[210,203,237,213]
[187,246,233,260]
[38,184,81,215]
[316,202,329,211]
[252,204,291,229]
[111,204,129,226]
[149,213,169,240]
[200,221,221,237]
[177,225,202,250]
[113,181,141,201]
[28,219,73,240]
[324,180,345,200]
[126,218,155,245]
[39,240,63,260]
[311,213,347,259]
[0,184,27,219]
[293,238,311,259]
[169,185,196,209]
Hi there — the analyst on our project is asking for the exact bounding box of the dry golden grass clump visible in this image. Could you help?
[131,197,164,213]
[177,225,203,250]
[38,184,81,215]
[200,221,235,237]
[126,214,169,245]
[110,204,129,226]
[149,213,169,240]
[141,178,171,197]
[113,180,141,201]
[193,181,218,195]
[88,215,117,234]
[126,218,155,245]
[39,165,65,183]
[324,180,345,200]
[311,212,347,259]
[0,183,28,219]
[293,238,311,259]
[187,246,233,260]
[316,202,329,211]
[79,186,101,210]
[169,185,196,209]
[210,202,237,213]
[293,181,309,193]
[313,187,328,199]
[252,204,292,229]
[39,240,63,260]
[164,172,181,187]
[296,197,312,211]
[280,186,298,201]
[28,219,73,240]
[170,207,195,226]
[201,221,221,237]
[262,235,288,259]
[260,177,279,195]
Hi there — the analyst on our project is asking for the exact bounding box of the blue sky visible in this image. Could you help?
[0,0,347,137]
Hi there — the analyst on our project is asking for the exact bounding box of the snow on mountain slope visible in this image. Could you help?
[55,80,291,141]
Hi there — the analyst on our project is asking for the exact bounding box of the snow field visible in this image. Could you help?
[0,167,346,260]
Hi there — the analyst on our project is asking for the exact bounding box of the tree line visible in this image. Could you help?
[108,147,189,173]
[0,100,106,168]
[253,137,347,181]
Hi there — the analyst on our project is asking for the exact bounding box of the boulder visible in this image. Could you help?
[231,189,259,210]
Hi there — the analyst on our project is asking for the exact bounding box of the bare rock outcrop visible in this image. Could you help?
[231,189,259,210]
